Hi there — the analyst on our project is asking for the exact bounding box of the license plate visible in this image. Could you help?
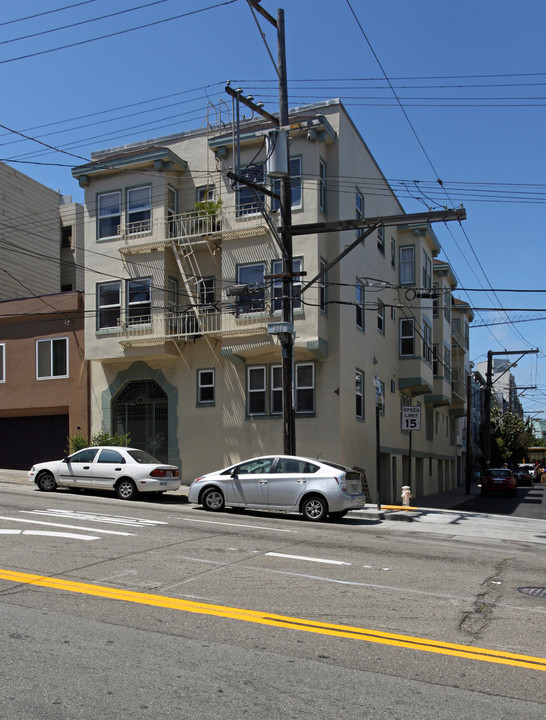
[160,480,168,486]
[494,478,503,484]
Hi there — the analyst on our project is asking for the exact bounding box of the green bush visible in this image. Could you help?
[66,429,131,455]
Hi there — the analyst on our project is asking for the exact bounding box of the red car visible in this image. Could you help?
[481,468,517,497]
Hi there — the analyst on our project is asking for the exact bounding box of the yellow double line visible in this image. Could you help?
[1,568,544,672]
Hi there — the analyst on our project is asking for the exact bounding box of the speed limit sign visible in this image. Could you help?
[401,406,421,431]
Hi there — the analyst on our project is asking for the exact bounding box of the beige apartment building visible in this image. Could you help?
[72,99,472,501]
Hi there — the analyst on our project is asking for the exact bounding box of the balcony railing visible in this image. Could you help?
[118,307,272,344]
[451,367,466,401]
[119,206,268,251]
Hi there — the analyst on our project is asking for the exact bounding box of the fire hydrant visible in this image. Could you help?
[401,486,411,506]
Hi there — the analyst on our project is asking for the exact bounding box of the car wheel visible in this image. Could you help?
[36,471,57,492]
[302,495,328,522]
[329,510,348,520]
[115,479,137,500]
[202,487,225,512]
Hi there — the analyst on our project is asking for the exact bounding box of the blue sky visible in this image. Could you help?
[1,0,545,422]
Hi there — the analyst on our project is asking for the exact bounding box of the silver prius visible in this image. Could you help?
[188,455,366,521]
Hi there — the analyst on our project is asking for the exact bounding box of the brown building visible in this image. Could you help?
[0,291,88,469]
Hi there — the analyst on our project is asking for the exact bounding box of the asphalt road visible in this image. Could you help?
[0,480,544,719]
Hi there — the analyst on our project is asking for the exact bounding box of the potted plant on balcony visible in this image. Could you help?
[194,198,222,232]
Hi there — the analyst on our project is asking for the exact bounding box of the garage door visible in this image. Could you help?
[0,415,69,470]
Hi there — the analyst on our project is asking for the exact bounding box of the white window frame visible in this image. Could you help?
[390,237,396,267]
[423,321,432,365]
[356,369,364,420]
[272,258,302,312]
[127,185,151,234]
[272,157,302,211]
[377,227,385,255]
[0,343,5,383]
[36,337,68,380]
[444,344,451,382]
[247,366,267,416]
[400,318,415,356]
[197,277,215,312]
[377,301,385,334]
[271,365,283,415]
[236,263,266,314]
[126,278,151,326]
[319,158,327,214]
[355,189,364,240]
[97,191,121,239]
[197,368,215,406]
[319,258,327,314]
[295,362,315,414]
[97,281,121,330]
[356,280,365,330]
[237,166,264,217]
[422,250,432,290]
[197,185,215,203]
[400,246,415,285]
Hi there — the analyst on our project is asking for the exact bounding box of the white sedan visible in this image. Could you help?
[28,446,180,500]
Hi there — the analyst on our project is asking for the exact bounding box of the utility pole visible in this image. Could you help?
[483,348,539,470]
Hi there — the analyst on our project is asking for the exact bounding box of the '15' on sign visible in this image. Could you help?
[401,406,421,431]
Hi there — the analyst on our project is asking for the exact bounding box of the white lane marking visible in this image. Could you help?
[265,552,351,566]
[0,529,98,540]
[0,516,134,536]
[23,509,166,527]
[184,518,297,533]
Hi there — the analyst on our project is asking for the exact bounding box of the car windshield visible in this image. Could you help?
[126,449,161,464]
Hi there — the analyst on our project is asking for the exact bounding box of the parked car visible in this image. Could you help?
[188,455,366,521]
[480,468,517,497]
[28,446,180,500]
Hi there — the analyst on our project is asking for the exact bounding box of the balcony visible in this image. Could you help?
[118,206,269,256]
[118,307,272,347]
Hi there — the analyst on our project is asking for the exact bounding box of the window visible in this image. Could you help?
[432,283,439,317]
[445,293,451,323]
[247,366,266,415]
[433,344,439,376]
[376,380,385,414]
[295,363,315,413]
[356,280,365,330]
[272,258,302,312]
[400,246,415,285]
[272,157,302,211]
[444,344,451,382]
[319,259,327,313]
[197,185,215,203]
[356,370,364,419]
[423,321,432,365]
[355,189,364,240]
[98,191,121,239]
[97,281,121,330]
[377,227,385,255]
[127,186,151,233]
[237,263,265,313]
[61,226,72,248]
[271,365,283,414]
[400,318,415,356]
[0,343,4,383]
[196,277,215,312]
[97,448,125,464]
[391,237,396,267]
[237,166,264,216]
[36,338,68,379]
[422,250,432,289]
[319,158,327,213]
[390,378,396,394]
[127,278,151,325]
[377,301,385,334]
[69,448,99,463]
[198,369,215,405]
[167,185,178,238]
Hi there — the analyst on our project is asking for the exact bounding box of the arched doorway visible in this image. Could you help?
[112,380,168,463]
